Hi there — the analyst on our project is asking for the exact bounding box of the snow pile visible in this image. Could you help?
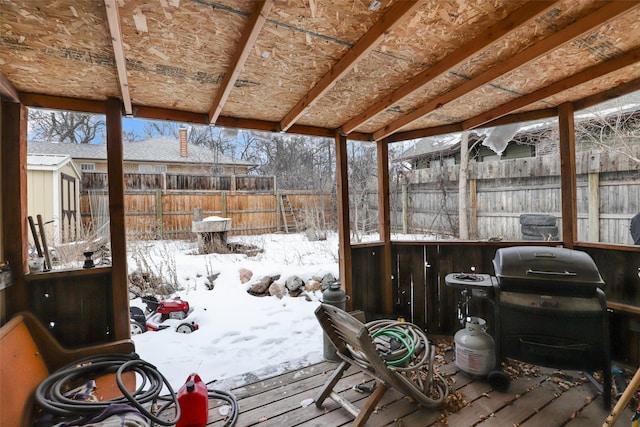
[128,233,340,390]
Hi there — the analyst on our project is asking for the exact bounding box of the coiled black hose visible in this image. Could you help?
[34,353,180,426]
[206,381,239,427]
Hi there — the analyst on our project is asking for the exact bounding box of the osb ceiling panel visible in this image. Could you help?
[117,0,252,112]
[0,0,120,100]
[297,0,527,129]
[226,0,388,123]
[1,0,640,142]
[370,0,614,133]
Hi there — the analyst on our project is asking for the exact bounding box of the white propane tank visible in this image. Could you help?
[454,316,495,377]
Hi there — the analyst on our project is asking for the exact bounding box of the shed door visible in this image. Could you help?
[60,173,77,242]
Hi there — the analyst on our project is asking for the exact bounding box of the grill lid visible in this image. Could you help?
[493,246,604,294]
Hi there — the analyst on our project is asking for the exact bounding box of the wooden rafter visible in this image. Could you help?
[463,46,640,130]
[372,0,640,141]
[340,0,557,135]
[279,0,423,132]
[209,0,274,125]
[104,0,132,115]
[0,71,20,102]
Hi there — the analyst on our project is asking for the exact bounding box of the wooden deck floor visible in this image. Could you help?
[200,350,634,427]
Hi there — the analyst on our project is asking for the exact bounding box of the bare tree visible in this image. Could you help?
[347,141,378,242]
[574,108,640,164]
[253,134,334,190]
[142,121,180,139]
[29,108,104,144]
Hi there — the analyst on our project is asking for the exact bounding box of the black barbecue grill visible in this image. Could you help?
[446,246,611,408]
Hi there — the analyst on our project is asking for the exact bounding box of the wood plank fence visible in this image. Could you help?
[82,172,275,192]
[81,190,335,239]
[392,148,640,245]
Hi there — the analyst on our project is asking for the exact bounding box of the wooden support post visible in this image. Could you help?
[335,131,352,310]
[558,102,577,248]
[105,98,129,340]
[377,140,393,314]
[1,100,28,318]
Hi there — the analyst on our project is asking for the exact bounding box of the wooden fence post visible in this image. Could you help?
[470,178,477,239]
[221,191,227,217]
[276,192,282,232]
[588,172,600,242]
[155,189,163,239]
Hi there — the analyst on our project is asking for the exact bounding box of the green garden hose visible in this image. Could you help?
[347,319,449,408]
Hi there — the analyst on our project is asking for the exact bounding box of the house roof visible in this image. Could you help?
[2,1,640,143]
[27,139,256,167]
[396,102,640,162]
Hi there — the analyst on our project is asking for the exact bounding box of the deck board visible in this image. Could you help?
[198,357,634,427]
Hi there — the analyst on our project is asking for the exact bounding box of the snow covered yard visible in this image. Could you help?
[127,233,340,391]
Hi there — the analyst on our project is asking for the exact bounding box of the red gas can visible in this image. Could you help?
[176,373,209,427]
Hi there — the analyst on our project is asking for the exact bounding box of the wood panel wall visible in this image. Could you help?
[26,268,113,347]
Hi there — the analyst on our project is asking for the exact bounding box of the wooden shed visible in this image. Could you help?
[27,154,81,245]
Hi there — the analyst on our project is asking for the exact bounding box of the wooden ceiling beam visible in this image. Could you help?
[463,47,640,130]
[373,0,640,141]
[20,93,107,114]
[209,0,274,125]
[341,1,557,135]
[135,105,372,140]
[0,71,20,102]
[17,93,374,141]
[104,0,132,116]
[278,0,423,132]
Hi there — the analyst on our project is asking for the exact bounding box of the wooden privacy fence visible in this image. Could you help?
[82,172,275,192]
[392,148,640,245]
[80,190,335,239]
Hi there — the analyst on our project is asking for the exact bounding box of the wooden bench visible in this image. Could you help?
[0,311,135,427]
